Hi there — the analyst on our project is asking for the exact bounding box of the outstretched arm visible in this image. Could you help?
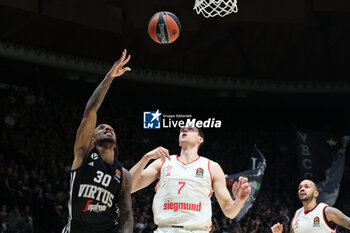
[211,161,251,219]
[129,147,170,193]
[325,207,350,229]
[72,50,131,170]
[118,168,133,233]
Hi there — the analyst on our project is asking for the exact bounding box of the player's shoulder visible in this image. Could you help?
[317,202,328,208]
[292,206,304,219]
[122,167,129,174]
[122,168,132,182]
[201,155,218,165]
[199,155,215,163]
[162,155,177,164]
[150,156,173,169]
[119,168,132,193]
[323,204,342,221]
[207,159,223,172]
[312,202,328,212]
[295,206,304,213]
[321,202,336,215]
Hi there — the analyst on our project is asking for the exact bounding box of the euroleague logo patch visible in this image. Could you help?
[313,216,320,227]
[196,167,204,177]
[115,169,121,177]
[114,169,121,183]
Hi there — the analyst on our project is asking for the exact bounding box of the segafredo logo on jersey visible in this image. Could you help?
[143,110,222,129]
[83,200,107,213]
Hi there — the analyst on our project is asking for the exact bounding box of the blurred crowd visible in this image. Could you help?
[1,78,349,233]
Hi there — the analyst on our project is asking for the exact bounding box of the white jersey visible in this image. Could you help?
[153,155,213,231]
[292,202,336,233]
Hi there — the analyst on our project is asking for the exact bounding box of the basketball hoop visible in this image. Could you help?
[193,0,238,18]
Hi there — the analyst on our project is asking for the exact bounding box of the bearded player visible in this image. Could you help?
[62,50,133,233]
[271,179,350,233]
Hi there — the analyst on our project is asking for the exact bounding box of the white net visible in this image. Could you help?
[193,0,238,18]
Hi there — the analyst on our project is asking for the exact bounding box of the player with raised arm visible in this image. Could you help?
[130,126,251,232]
[62,50,133,233]
[271,179,350,233]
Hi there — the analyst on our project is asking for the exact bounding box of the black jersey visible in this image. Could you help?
[62,148,123,233]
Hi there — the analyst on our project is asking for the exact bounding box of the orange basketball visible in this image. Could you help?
[148,11,181,44]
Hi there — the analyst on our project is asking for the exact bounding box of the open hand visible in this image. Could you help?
[107,49,131,78]
[232,176,251,202]
[144,146,170,162]
[271,223,283,233]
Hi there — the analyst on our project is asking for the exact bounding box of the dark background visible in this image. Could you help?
[1,0,350,233]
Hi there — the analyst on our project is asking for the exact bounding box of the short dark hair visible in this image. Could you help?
[197,127,205,139]
[314,183,319,192]
[196,127,205,150]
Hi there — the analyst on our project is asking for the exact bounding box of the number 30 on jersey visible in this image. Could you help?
[93,170,112,187]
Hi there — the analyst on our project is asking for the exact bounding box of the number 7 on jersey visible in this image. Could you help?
[178,182,186,194]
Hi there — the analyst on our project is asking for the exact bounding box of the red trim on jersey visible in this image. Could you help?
[304,203,321,215]
[208,160,213,190]
[155,160,165,192]
[208,222,213,233]
[323,206,336,231]
[160,160,165,171]
[155,180,159,192]
[176,155,200,165]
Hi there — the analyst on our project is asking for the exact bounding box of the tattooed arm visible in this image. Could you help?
[325,207,350,229]
[118,168,134,233]
[72,50,131,170]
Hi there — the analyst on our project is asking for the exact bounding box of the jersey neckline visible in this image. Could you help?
[176,155,201,165]
[304,202,321,215]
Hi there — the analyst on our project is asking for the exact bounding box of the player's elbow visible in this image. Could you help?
[131,186,140,194]
[224,213,237,220]
[130,176,144,193]
[222,203,240,219]
[222,209,238,220]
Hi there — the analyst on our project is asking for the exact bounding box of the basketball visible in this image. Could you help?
[148,11,181,44]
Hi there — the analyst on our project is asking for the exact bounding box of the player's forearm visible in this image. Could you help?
[85,74,114,113]
[119,171,134,233]
[326,207,350,229]
[339,215,350,229]
[119,212,134,233]
[223,199,245,219]
[129,155,151,193]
